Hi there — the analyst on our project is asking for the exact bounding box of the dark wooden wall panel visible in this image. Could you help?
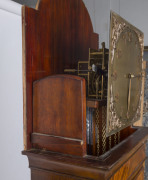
[33,75,85,138]
[22,0,98,149]
[32,75,86,156]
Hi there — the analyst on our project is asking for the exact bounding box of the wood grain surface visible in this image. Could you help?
[32,75,86,156]
[23,127,148,180]
[22,0,98,150]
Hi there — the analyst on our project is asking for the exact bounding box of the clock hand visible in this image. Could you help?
[125,73,144,79]
[126,72,143,118]
[127,74,132,118]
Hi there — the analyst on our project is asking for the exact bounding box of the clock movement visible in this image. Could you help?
[22,0,148,179]
[63,12,145,155]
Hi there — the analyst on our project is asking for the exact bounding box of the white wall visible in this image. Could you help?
[84,0,110,48]
[84,0,148,48]
[0,1,30,180]
[120,0,148,46]
[111,0,148,46]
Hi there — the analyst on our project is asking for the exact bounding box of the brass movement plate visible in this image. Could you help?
[106,12,144,136]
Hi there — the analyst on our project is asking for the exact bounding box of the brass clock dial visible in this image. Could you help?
[106,12,144,136]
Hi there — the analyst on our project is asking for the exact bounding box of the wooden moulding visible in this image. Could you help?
[22,127,148,179]
[22,0,99,150]
[32,75,86,156]
[31,133,84,156]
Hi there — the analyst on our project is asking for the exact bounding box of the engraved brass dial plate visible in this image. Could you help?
[106,12,144,136]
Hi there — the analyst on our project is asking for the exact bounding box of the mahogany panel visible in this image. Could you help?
[110,145,145,180]
[134,166,145,180]
[31,168,87,180]
[32,133,84,156]
[33,75,86,156]
[22,0,99,149]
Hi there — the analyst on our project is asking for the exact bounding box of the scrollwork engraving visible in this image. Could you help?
[107,12,144,135]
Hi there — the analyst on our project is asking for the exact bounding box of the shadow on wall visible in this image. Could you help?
[12,0,37,8]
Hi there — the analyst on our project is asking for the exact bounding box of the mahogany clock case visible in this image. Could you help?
[22,0,98,154]
[22,0,148,179]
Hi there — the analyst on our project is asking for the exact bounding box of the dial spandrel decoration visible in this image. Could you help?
[106,12,144,136]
